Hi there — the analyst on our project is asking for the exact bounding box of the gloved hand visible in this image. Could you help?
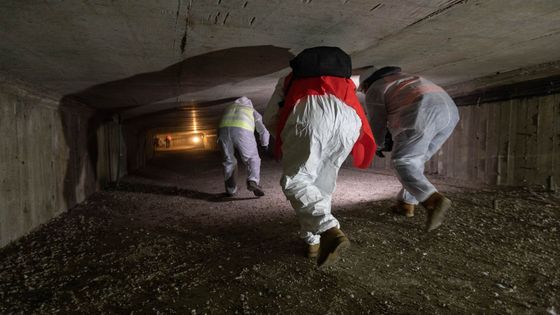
[259,145,269,158]
[384,131,394,152]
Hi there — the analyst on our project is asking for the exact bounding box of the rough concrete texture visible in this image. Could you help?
[0,150,558,313]
[0,81,124,248]
[372,92,560,188]
[97,121,127,185]
[1,1,560,131]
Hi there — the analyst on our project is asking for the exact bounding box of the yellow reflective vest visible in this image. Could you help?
[219,104,255,132]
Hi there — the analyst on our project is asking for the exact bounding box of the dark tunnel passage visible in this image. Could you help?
[2,1,560,313]
[1,148,559,313]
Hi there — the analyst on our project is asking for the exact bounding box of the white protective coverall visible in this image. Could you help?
[218,96,270,194]
[365,72,459,205]
[264,77,361,245]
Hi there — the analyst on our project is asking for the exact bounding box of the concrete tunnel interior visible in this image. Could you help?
[0,0,559,313]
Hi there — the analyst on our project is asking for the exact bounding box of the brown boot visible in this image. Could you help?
[317,227,350,268]
[307,243,320,258]
[421,192,452,232]
[247,180,265,197]
[391,201,415,217]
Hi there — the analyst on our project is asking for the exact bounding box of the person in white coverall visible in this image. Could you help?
[360,66,460,231]
[218,96,270,197]
[264,60,376,268]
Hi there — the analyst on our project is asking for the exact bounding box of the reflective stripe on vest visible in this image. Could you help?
[219,105,255,131]
[386,77,445,106]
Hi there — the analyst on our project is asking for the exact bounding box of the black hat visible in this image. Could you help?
[359,66,401,91]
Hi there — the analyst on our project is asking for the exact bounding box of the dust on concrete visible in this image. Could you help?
[1,150,559,314]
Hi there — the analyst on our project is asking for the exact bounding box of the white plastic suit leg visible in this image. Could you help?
[280,95,361,245]
[300,232,320,245]
[397,187,419,205]
[218,127,261,185]
[391,105,459,202]
[218,128,238,194]
[230,128,261,184]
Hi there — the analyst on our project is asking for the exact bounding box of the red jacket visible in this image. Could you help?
[275,74,376,169]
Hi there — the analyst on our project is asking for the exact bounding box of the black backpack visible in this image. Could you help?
[289,46,352,79]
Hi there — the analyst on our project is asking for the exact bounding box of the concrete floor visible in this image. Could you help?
[1,150,559,314]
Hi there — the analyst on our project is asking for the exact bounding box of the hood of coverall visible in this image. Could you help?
[234,96,254,108]
[359,66,402,92]
[358,67,377,91]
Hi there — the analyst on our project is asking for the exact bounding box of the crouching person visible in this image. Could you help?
[264,47,376,267]
[360,66,459,231]
[218,96,270,197]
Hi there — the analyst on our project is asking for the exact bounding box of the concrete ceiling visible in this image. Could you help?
[1,0,560,131]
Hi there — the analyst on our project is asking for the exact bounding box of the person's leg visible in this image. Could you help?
[392,130,451,230]
[300,231,320,258]
[233,129,261,184]
[420,106,459,230]
[425,116,459,162]
[391,129,436,203]
[391,105,458,230]
[393,187,417,217]
[280,96,360,266]
[280,97,345,246]
[232,128,265,197]
[313,100,361,267]
[300,231,320,245]
[397,187,419,205]
[218,128,238,196]
[392,101,459,200]
[281,127,336,238]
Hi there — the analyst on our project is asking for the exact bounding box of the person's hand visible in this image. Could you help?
[384,131,394,152]
[259,146,269,158]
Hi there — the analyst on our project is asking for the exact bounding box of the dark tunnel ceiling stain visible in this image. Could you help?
[66,45,294,110]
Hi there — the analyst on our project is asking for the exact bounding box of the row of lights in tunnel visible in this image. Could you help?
[191,108,202,144]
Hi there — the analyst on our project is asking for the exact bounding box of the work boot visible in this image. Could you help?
[247,180,265,197]
[224,182,237,197]
[421,192,452,232]
[307,243,320,258]
[391,201,415,217]
[225,172,237,197]
[317,227,350,268]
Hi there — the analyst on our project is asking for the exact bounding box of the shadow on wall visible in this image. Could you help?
[56,98,111,209]
[67,45,294,110]
[57,46,293,208]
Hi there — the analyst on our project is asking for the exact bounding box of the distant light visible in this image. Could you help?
[192,109,198,132]
[191,136,201,144]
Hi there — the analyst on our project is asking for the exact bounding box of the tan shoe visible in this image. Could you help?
[317,227,350,268]
[421,192,452,232]
[247,180,265,197]
[391,201,415,217]
[307,243,320,258]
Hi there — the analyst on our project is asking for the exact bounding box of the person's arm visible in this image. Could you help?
[263,77,285,136]
[365,85,388,150]
[253,110,270,147]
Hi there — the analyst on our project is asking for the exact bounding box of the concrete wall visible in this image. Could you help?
[372,93,560,188]
[97,121,127,186]
[0,80,124,248]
